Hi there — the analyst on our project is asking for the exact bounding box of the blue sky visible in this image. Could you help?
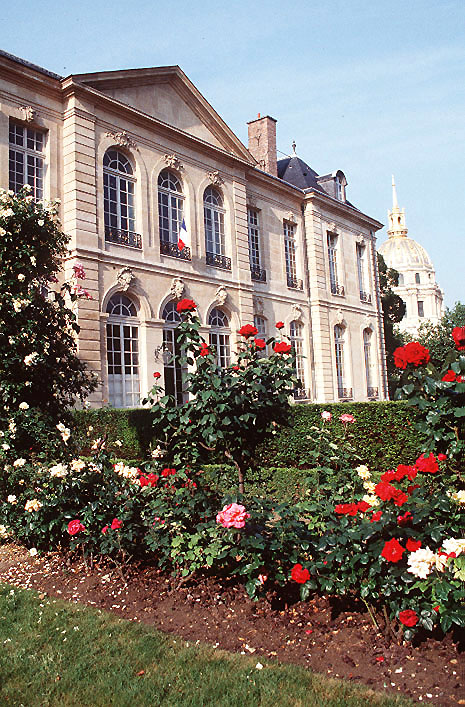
[2,0,463,306]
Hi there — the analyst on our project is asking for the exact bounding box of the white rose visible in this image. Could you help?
[19,402,29,410]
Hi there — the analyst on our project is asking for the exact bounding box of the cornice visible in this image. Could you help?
[303,190,383,231]
[0,56,62,101]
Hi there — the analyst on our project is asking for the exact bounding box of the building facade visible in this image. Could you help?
[0,50,388,407]
[379,178,444,336]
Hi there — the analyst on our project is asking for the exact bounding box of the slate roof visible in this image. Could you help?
[277,155,324,192]
[0,49,62,80]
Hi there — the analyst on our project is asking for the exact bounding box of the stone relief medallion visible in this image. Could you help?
[335,308,345,326]
[253,296,264,314]
[20,106,36,122]
[106,131,138,151]
[247,194,257,208]
[170,277,185,300]
[215,285,228,306]
[356,234,366,246]
[206,170,224,186]
[116,266,136,291]
[291,304,303,321]
[164,154,183,171]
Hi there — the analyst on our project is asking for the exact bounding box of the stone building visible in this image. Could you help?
[379,178,444,336]
[0,49,388,407]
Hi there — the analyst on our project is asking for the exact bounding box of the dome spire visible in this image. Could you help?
[387,175,407,238]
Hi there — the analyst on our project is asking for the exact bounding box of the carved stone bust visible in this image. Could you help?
[170,277,185,300]
[116,267,135,291]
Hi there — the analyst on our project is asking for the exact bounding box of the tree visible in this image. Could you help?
[404,302,465,368]
[377,252,406,397]
[144,304,298,494]
[0,188,96,455]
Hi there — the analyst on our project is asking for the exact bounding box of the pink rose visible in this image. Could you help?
[339,413,355,425]
[321,410,332,421]
[216,503,250,529]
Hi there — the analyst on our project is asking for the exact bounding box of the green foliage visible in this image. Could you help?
[144,309,298,493]
[73,407,155,459]
[377,252,406,397]
[404,302,465,368]
[0,188,96,456]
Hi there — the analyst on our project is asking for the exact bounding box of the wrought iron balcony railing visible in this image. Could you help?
[206,251,231,270]
[105,227,142,249]
[293,388,311,401]
[338,387,353,400]
[360,290,372,303]
[287,276,303,290]
[367,387,379,399]
[250,265,267,282]
[331,283,345,296]
[160,240,191,261]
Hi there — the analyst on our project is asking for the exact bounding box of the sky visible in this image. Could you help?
[2,0,464,306]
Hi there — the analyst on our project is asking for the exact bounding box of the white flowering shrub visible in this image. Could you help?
[0,188,96,457]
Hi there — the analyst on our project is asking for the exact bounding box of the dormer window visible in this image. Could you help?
[336,177,344,201]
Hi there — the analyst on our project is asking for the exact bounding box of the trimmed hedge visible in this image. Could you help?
[73,401,423,471]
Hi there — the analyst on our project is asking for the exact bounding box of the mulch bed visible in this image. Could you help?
[0,543,463,705]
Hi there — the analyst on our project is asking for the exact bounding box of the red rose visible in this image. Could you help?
[375,481,397,501]
[67,519,85,535]
[102,525,108,534]
[407,483,421,495]
[395,465,417,481]
[406,538,421,552]
[380,470,397,483]
[291,563,310,584]
[381,538,405,563]
[232,365,240,371]
[161,468,176,477]
[392,488,408,507]
[452,326,465,351]
[199,343,210,357]
[398,609,418,627]
[370,511,382,523]
[394,342,430,369]
[273,342,292,354]
[111,518,123,530]
[176,299,196,313]
[254,338,266,350]
[238,324,258,338]
[442,369,457,382]
[357,500,371,513]
[437,453,447,461]
[335,503,358,516]
[153,371,161,379]
[433,605,440,613]
[415,452,439,474]
[275,321,285,330]
[397,511,413,526]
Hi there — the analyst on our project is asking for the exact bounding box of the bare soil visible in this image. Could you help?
[0,543,463,705]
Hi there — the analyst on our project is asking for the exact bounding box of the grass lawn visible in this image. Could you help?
[0,583,411,707]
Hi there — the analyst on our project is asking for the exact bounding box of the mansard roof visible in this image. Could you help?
[277,155,323,192]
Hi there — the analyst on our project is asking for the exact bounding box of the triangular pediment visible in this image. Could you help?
[73,66,254,161]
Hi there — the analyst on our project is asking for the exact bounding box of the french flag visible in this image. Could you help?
[178,219,187,251]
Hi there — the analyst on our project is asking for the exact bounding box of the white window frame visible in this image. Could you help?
[106,294,140,408]
[327,233,339,293]
[208,308,230,368]
[334,324,345,397]
[284,222,298,286]
[162,301,184,405]
[103,150,136,235]
[158,170,184,245]
[9,121,45,201]
[253,314,267,356]
[248,208,261,270]
[290,320,306,398]
[204,187,225,257]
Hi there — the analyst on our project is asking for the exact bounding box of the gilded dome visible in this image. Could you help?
[379,236,434,271]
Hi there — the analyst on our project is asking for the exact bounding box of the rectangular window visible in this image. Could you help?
[9,121,45,201]
[248,208,261,266]
[209,332,230,368]
[356,243,365,291]
[284,222,301,288]
[418,301,424,317]
[327,233,343,295]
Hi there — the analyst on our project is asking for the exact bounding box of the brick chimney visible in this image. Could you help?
[247,114,277,176]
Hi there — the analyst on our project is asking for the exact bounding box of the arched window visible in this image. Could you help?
[158,170,184,249]
[204,187,229,269]
[363,328,377,398]
[106,294,139,408]
[162,301,184,405]
[253,315,267,357]
[103,149,138,247]
[415,272,421,284]
[290,320,306,399]
[208,307,230,367]
[334,324,348,399]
